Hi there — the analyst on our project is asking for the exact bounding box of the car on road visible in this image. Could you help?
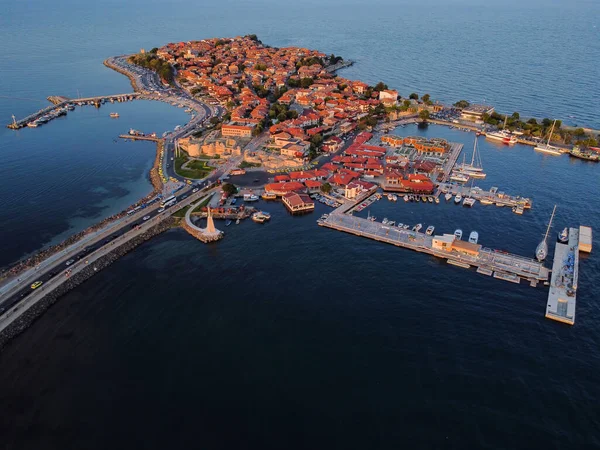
[30,281,43,289]
[157,208,165,213]
[65,259,75,266]
[192,188,199,193]
[143,215,151,221]
[181,194,188,199]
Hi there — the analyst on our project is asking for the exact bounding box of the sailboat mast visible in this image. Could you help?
[546,120,556,146]
[470,136,477,166]
[543,205,557,241]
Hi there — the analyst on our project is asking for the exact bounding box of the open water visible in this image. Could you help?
[0,0,599,448]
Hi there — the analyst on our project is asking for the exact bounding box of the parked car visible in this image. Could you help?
[143,215,151,221]
[65,259,75,266]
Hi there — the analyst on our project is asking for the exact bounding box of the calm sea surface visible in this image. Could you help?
[1,1,599,448]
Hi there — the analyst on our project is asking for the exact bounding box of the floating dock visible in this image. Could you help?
[438,183,532,209]
[546,228,580,325]
[320,210,549,284]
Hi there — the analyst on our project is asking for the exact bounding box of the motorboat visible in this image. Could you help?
[463,197,476,207]
[444,193,453,201]
[454,229,463,240]
[403,195,409,202]
[558,227,568,243]
[426,225,435,236]
[421,196,427,203]
[261,192,277,200]
[435,197,440,204]
[468,231,479,244]
[454,193,462,204]
[382,218,389,225]
[428,196,433,203]
[243,193,259,202]
[109,112,119,118]
[387,220,396,226]
[512,205,524,215]
[413,223,422,232]
[479,198,494,205]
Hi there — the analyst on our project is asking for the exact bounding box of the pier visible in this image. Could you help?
[439,142,464,183]
[438,183,532,209]
[545,228,580,325]
[119,134,162,142]
[320,209,549,284]
[7,93,140,129]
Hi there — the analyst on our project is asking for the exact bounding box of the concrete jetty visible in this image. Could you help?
[119,134,161,142]
[320,209,549,284]
[438,183,532,209]
[182,196,224,243]
[546,228,581,325]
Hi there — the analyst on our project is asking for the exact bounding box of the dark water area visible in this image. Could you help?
[1,0,600,448]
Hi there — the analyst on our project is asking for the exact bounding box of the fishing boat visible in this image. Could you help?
[444,192,453,202]
[479,198,494,205]
[557,227,568,243]
[454,229,463,240]
[426,225,435,236]
[251,212,267,223]
[512,205,524,215]
[534,120,562,155]
[468,231,479,244]
[569,146,600,161]
[413,223,422,232]
[454,193,462,204]
[535,205,556,261]
[109,112,119,118]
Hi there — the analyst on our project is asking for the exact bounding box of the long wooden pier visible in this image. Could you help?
[119,134,161,142]
[320,207,549,285]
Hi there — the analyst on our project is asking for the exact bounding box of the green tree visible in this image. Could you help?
[409,93,419,100]
[222,183,237,195]
[573,128,586,137]
[320,182,332,194]
[287,78,300,88]
[374,81,388,92]
[419,109,430,121]
[150,47,158,54]
[453,100,469,108]
[277,112,287,122]
[403,100,411,108]
[310,133,323,146]
[300,78,314,88]
[527,118,538,125]
[255,63,267,71]
[421,93,431,103]
[511,112,520,120]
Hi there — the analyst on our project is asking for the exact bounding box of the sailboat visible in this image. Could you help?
[455,136,486,179]
[534,120,562,156]
[535,205,556,262]
[462,179,476,207]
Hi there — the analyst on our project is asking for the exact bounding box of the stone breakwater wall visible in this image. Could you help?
[103,57,141,92]
[0,218,176,351]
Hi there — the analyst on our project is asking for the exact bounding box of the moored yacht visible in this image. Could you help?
[534,120,562,156]
[243,193,259,202]
[413,223,422,232]
[444,192,453,202]
[468,231,479,244]
[463,197,476,207]
[535,205,556,261]
[454,229,463,240]
[558,227,568,243]
[454,193,462,204]
[426,225,435,236]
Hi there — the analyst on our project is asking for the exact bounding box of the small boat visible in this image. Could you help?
[454,193,462,204]
[558,227,568,243]
[479,198,494,205]
[398,223,404,228]
[450,172,469,183]
[468,231,479,244]
[421,196,427,203]
[110,112,119,118]
[463,197,476,207]
[236,218,240,225]
[403,224,410,230]
[454,229,463,240]
[434,197,440,204]
[387,194,394,201]
[261,191,277,200]
[225,220,232,227]
[512,205,524,215]
[535,205,556,262]
[426,225,435,236]
[413,223,422,232]
[251,212,269,223]
[444,193,453,202]
[388,220,395,226]
[392,195,398,202]
[382,218,389,225]
[428,197,433,203]
[243,193,259,202]
[403,195,409,202]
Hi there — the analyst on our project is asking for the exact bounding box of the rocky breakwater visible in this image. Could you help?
[0,218,176,350]
[103,57,141,92]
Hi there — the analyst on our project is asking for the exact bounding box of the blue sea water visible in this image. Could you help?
[0,0,599,448]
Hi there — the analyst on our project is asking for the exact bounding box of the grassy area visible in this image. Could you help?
[239,161,261,169]
[196,154,219,160]
[172,205,191,218]
[174,155,215,179]
[192,196,212,213]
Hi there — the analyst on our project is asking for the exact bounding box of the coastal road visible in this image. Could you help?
[0,184,218,322]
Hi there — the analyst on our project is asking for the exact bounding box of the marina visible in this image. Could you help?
[320,199,551,285]
[437,183,532,209]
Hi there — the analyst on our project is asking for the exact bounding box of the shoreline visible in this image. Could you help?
[103,56,141,92]
[0,218,176,350]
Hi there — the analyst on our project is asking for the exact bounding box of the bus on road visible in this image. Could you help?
[160,195,176,208]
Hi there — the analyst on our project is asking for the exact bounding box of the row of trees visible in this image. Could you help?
[129,53,174,85]
[269,102,298,122]
[287,77,314,89]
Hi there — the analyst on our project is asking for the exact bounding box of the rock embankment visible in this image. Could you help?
[0,218,176,351]
[103,57,141,92]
